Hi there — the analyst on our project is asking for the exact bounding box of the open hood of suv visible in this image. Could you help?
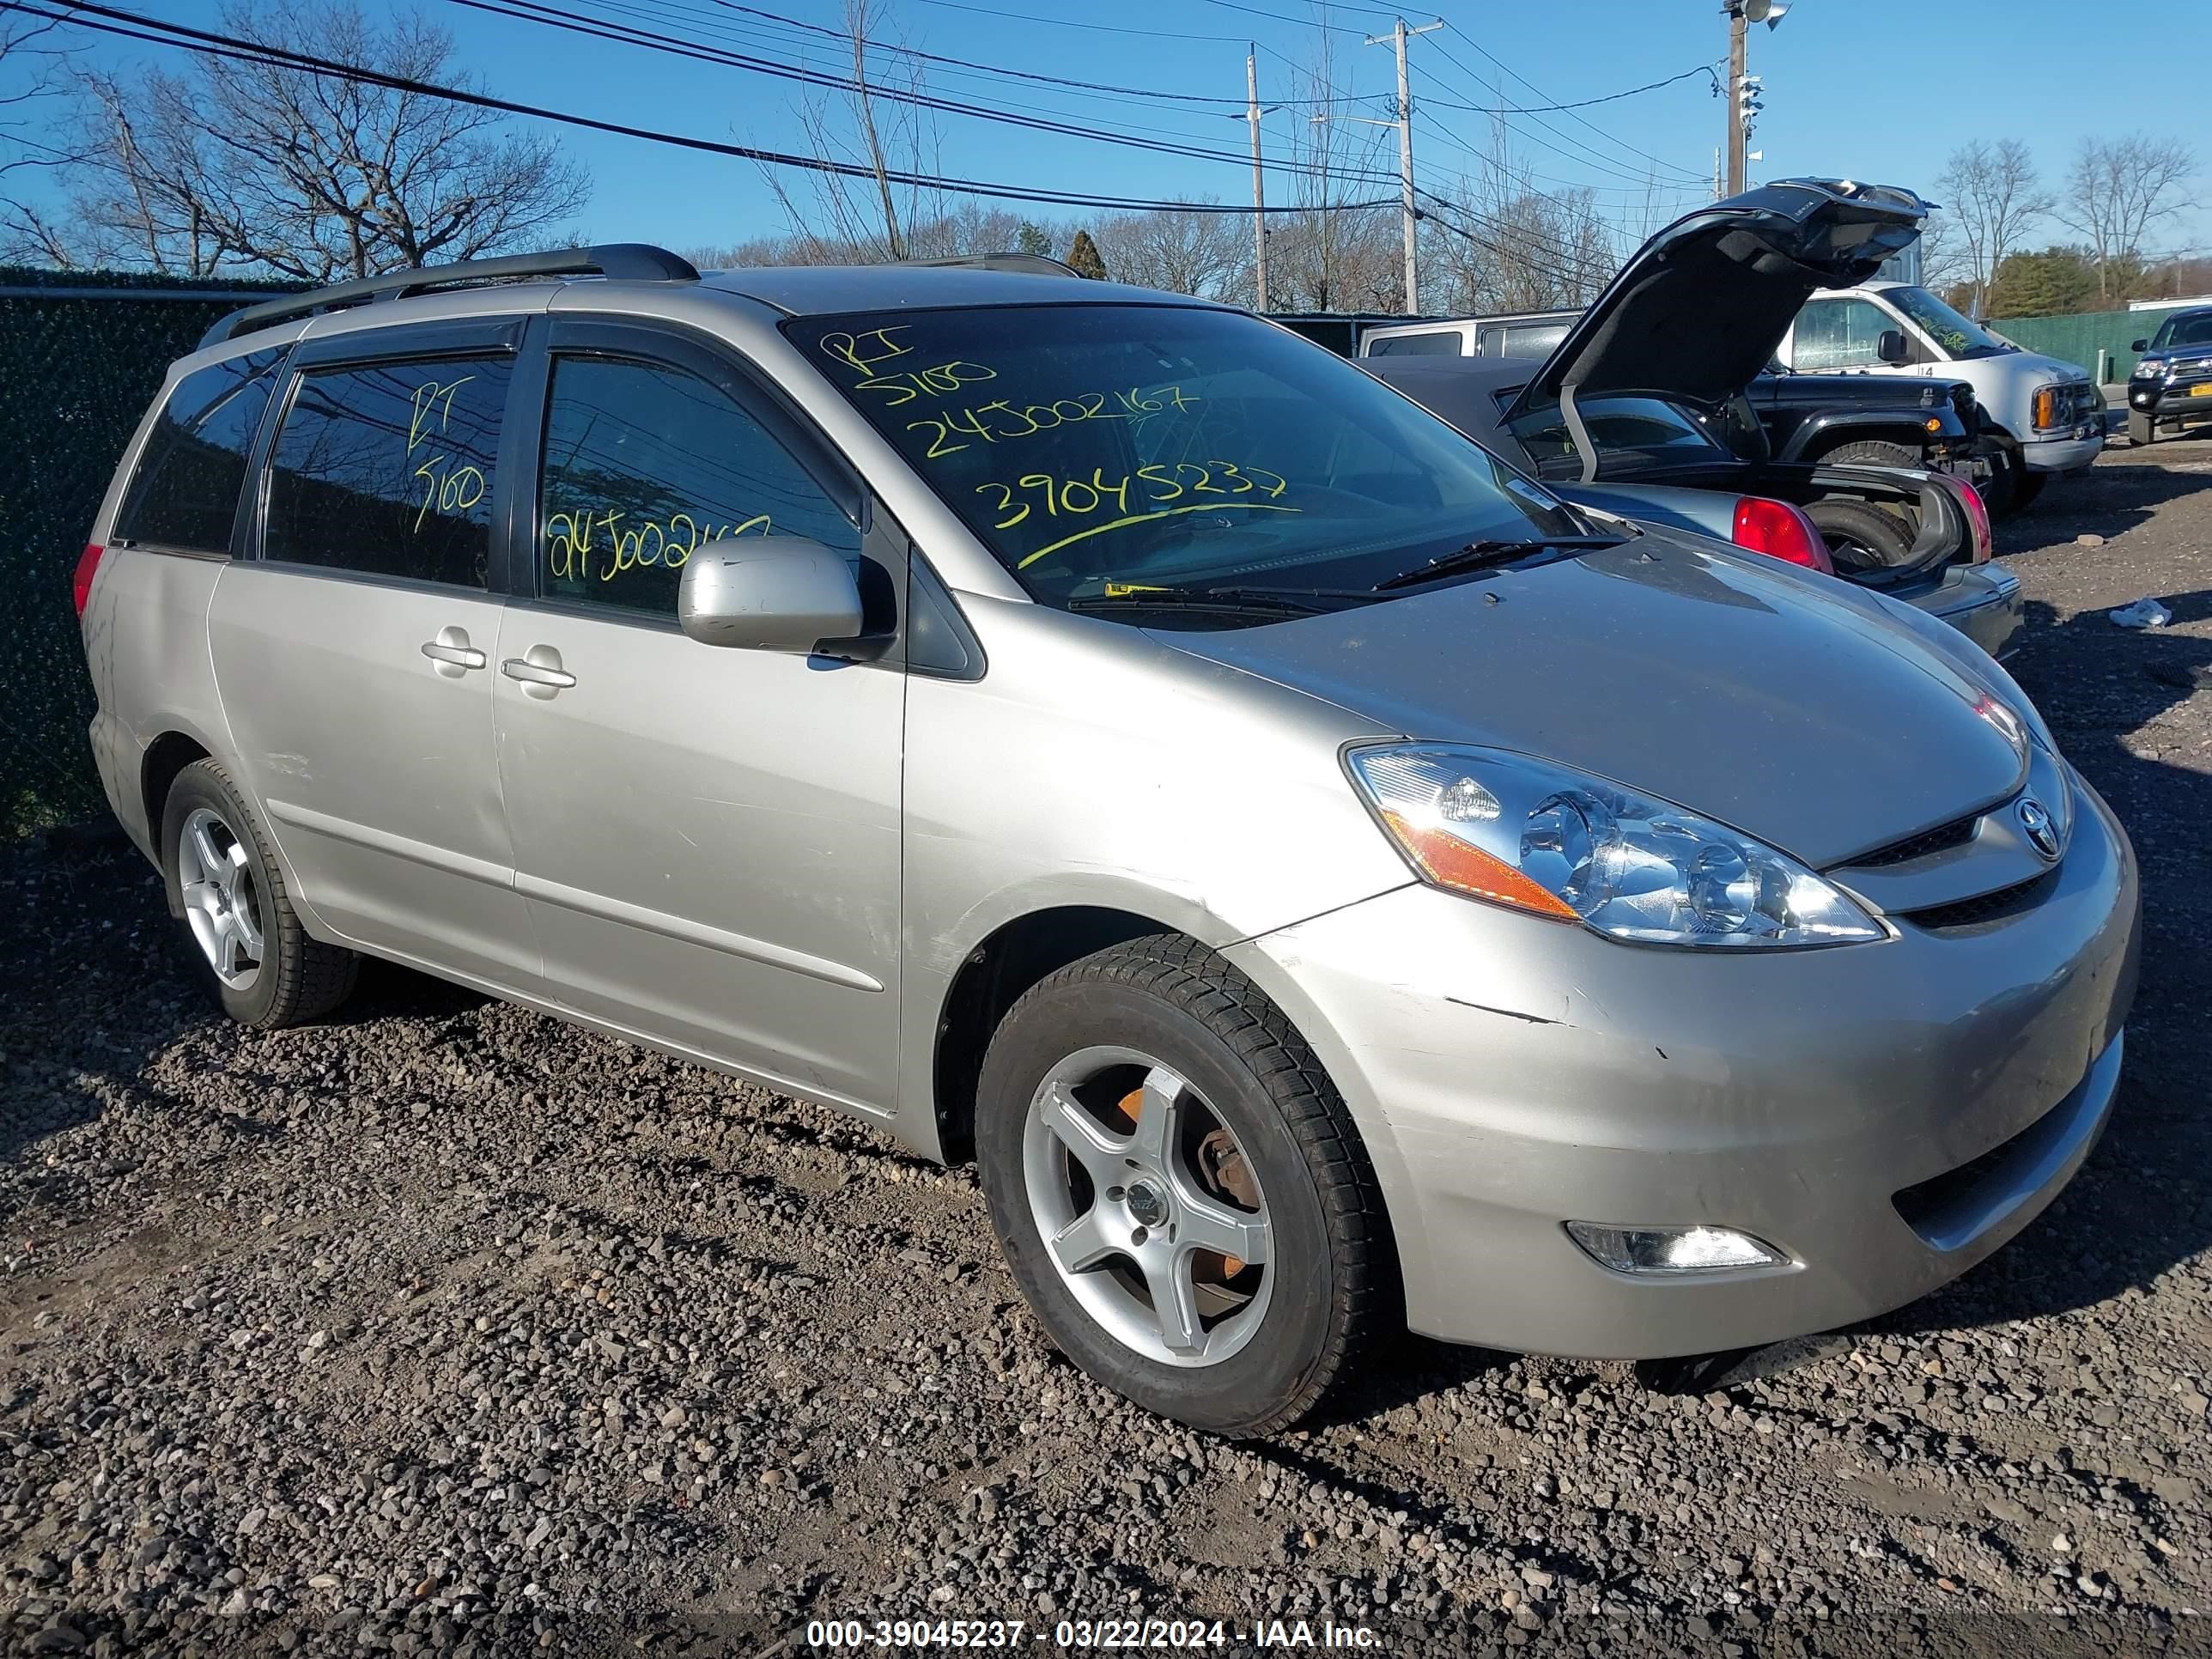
[1508,179,1928,421]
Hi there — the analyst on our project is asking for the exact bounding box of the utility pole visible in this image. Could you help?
[1725,0,1786,196]
[1725,3,1747,195]
[1365,16,1443,315]
[1246,46,1268,312]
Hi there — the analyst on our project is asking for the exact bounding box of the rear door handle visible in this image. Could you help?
[501,645,576,697]
[421,626,486,676]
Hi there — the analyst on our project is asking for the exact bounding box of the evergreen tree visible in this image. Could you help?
[1065,229,1108,281]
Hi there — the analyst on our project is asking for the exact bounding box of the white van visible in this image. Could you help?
[1360,310,1575,362]
[1775,281,2104,509]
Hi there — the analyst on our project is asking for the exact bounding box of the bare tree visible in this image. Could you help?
[0,12,78,258]
[1934,139,2051,319]
[2054,133,2197,304]
[1425,90,1619,316]
[1089,204,1247,300]
[31,0,586,276]
[759,0,945,264]
[1915,210,1970,295]
[1266,29,1400,311]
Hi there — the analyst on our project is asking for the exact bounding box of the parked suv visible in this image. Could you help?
[2126,305,2212,446]
[78,234,2137,1436]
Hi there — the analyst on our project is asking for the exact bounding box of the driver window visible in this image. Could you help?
[1793,299,1900,371]
[538,354,860,616]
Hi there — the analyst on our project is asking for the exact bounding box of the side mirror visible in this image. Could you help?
[678,535,863,653]
[2130,338,2149,353]
[1876,329,1910,366]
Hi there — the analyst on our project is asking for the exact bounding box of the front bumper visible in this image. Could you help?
[1911,565,2022,660]
[1230,770,2139,1358]
[2132,376,2212,419]
[2020,430,2103,473]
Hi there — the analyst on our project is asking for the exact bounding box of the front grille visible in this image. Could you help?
[1850,810,1983,867]
[1899,869,2058,934]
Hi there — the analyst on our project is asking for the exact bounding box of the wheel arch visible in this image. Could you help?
[929,903,1188,1166]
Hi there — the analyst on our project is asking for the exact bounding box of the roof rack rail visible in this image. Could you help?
[200,243,700,348]
[896,252,1081,278]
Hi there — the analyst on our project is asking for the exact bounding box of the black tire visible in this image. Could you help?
[1974,445,2021,516]
[1805,499,1918,573]
[2008,468,2046,510]
[1814,439,1921,471]
[975,934,1394,1437]
[160,758,358,1028]
[2129,411,2156,447]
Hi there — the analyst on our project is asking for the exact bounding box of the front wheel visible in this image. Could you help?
[2008,468,2047,510]
[161,759,358,1028]
[975,935,1394,1436]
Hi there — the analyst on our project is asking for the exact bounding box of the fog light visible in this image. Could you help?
[1566,1222,1786,1274]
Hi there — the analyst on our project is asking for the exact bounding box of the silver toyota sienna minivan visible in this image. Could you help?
[76,206,2138,1436]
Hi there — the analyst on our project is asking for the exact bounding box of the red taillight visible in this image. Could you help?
[1730,497,1835,576]
[72,542,106,617]
[1950,475,1993,563]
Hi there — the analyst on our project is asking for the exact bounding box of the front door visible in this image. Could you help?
[492,322,904,1113]
[208,328,542,993]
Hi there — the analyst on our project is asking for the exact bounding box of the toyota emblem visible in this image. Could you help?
[2018,798,2060,860]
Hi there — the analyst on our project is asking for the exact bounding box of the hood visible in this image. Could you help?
[1511,179,1928,419]
[1160,533,2027,870]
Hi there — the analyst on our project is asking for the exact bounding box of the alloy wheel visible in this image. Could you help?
[1021,1045,1273,1367]
[177,806,264,990]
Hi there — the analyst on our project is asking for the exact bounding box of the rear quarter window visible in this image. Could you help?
[112,349,287,555]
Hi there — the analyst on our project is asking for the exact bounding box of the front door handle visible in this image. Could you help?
[421,625,486,677]
[501,644,576,698]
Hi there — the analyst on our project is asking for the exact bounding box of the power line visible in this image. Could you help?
[1436,23,1705,184]
[904,0,1252,47]
[694,0,1260,107]
[13,0,1407,215]
[442,0,1398,190]
[1419,62,1719,117]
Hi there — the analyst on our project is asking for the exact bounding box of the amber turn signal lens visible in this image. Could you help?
[1380,809,1579,921]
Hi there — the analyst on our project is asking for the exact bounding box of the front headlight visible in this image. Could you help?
[2030,383,2063,428]
[2132,357,2166,382]
[1346,744,1886,949]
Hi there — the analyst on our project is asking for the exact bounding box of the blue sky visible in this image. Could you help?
[20,0,2209,258]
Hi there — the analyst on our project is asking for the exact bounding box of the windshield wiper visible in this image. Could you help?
[1064,584,1366,618]
[1373,535,1627,592]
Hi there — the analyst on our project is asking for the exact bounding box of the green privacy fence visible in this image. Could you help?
[0,267,304,837]
[1992,308,2172,383]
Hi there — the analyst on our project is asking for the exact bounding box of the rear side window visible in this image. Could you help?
[263,356,511,588]
[538,354,859,617]
[1366,331,1461,358]
[112,349,286,555]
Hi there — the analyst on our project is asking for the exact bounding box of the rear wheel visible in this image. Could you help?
[975,934,1393,1436]
[1805,499,1918,573]
[1814,438,1921,471]
[161,759,358,1028]
[2129,411,2156,447]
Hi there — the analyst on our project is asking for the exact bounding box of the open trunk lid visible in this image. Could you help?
[1507,179,1928,422]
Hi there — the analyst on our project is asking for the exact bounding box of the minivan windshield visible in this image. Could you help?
[1886,286,2014,360]
[791,304,1589,612]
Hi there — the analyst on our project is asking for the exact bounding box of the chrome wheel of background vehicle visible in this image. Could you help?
[176,805,264,990]
[1022,1044,1273,1368]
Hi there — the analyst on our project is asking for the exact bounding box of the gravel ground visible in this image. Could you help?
[3,437,2210,1659]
